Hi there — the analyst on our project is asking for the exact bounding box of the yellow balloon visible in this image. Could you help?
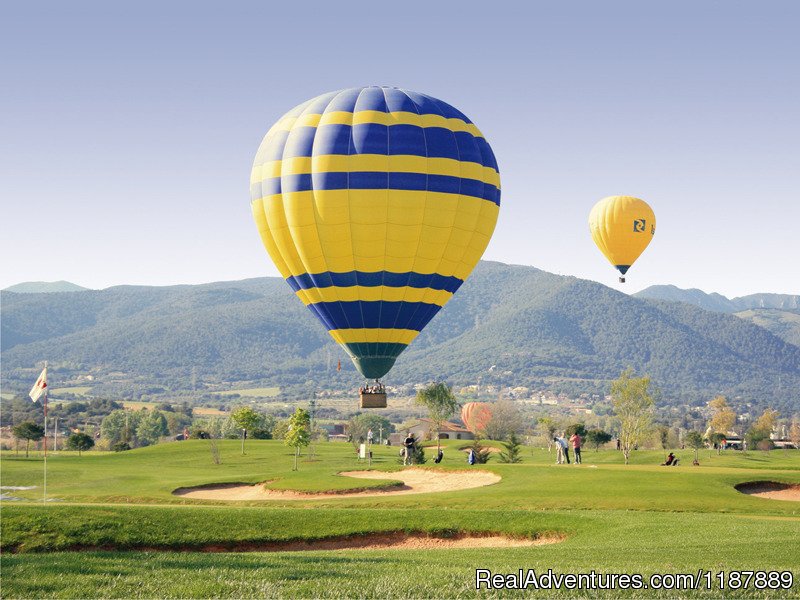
[250,87,500,380]
[588,195,655,281]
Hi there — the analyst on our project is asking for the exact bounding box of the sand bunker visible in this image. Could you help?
[735,482,800,502]
[24,532,563,554]
[174,468,500,501]
[199,532,562,552]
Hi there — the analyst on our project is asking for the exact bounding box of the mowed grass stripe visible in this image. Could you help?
[2,441,799,513]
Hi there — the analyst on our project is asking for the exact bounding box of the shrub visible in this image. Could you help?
[498,432,523,463]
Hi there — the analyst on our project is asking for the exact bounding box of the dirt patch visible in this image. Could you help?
[173,468,500,501]
[11,532,564,554]
[735,481,800,501]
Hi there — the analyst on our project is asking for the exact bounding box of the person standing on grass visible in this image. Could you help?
[403,433,415,466]
[553,436,565,464]
[570,432,582,464]
[559,435,571,464]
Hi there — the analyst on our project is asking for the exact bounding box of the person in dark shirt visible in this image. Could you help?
[403,434,415,466]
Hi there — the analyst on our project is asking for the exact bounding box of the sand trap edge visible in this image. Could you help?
[735,481,800,501]
[173,468,501,500]
[8,531,566,554]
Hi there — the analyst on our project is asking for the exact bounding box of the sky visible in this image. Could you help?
[2,1,798,298]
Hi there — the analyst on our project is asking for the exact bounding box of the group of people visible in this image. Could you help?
[359,383,385,394]
[553,433,582,464]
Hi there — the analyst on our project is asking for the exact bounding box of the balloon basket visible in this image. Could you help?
[359,392,387,409]
[619,276,626,283]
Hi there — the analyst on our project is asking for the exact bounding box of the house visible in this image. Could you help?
[400,419,475,441]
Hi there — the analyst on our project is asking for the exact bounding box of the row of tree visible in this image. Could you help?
[10,422,95,457]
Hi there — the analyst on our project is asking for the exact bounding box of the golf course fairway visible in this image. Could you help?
[2,440,798,598]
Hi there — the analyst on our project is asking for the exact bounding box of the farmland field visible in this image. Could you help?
[121,401,160,411]
[49,386,93,396]
[212,387,281,398]
[2,441,799,598]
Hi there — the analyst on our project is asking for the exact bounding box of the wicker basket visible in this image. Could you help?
[359,392,387,408]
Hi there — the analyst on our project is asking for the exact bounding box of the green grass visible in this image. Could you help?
[2,441,799,598]
[212,387,281,398]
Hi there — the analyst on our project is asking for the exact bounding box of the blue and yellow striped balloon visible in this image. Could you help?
[250,86,500,379]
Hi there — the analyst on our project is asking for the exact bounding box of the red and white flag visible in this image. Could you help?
[29,367,47,402]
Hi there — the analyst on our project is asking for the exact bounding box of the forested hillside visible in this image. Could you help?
[2,262,798,412]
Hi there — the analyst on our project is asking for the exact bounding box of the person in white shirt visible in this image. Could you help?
[553,436,567,464]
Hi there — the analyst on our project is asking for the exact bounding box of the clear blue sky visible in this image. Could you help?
[2,1,798,297]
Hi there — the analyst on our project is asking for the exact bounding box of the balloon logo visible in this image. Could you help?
[251,87,500,379]
[588,195,655,282]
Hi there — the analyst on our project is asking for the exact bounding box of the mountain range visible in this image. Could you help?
[634,285,800,347]
[2,281,90,294]
[2,262,798,414]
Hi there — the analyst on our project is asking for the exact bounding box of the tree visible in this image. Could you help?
[231,406,261,454]
[537,417,559,451]
[415,382,459,454]
[565,423,587,438]
[708,396,737,438]
[12,421,44,458]
[136,410,168,447]
[686,430,704,463]
[610,368,655,465]
[272,418,290,441]
[285,408,311,471]
[101,410,141,446]
[483,399,522,441]
[498,432,523,463]
[466,438,491,464]
[251,414,276,440]
[348,414,392,449]
[66,432,95,456]
[789,415,800,450]
[753,408,779,439]
[708,432,726,455]
[586,429,612,451]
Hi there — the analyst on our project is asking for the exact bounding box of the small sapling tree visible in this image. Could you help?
[611,368,655,465]
[231,406,261,455]
[285,408,311,471]
[415,382,458,455]
[498,432,523,463]
[686,430,704,464]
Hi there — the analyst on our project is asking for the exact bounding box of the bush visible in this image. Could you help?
[586,429,612,451]
[467,438,492,464]
[396,435,426,465]
[112,442,132,452]
[66,432,95,456]
[498,432,523,463]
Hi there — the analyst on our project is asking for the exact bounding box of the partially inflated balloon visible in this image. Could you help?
[460,402,492,434]
[588,196,655,279]
[251,87,500,379]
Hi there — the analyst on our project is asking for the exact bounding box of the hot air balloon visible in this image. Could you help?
[588,195,655,283]
[250,87,500,406]
[460,402,492,435]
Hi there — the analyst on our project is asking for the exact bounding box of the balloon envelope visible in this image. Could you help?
[461,402,492,434]
[251,86,500,379]
[588,195,655,276]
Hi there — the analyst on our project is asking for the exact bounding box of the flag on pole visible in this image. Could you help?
[29,367,47,402]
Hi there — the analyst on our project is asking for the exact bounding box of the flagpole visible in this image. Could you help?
[43,360,48,504]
